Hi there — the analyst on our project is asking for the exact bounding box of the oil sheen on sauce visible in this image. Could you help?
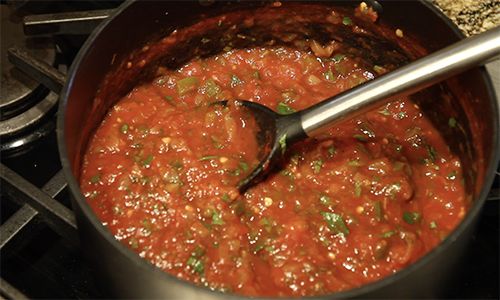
[80,46,466,296]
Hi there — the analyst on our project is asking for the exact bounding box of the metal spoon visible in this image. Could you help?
[233,26,500,191]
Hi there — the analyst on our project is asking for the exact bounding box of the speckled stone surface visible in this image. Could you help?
[432,0,499,103]
[432,0,499,36]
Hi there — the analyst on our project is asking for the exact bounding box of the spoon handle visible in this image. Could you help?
[299,26,500,137]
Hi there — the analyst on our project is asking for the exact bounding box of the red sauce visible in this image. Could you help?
[81,44,466,296]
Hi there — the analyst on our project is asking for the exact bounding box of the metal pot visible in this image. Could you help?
[58,1,499,298]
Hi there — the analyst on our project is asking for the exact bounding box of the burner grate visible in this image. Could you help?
[0,166,76,244]
[0,5,113,298]
[1,167,70,299]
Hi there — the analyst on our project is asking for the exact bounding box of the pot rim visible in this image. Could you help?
[57,0,500,298]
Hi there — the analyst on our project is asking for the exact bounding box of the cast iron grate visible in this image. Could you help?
[0,4,116,298]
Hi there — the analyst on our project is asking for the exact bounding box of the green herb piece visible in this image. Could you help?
[403,211,421,225]
[90,174,101,184]
[239,161,249,172]
[319,194,331,205]
[380,230,396,238]
[353,134,368,142]
[199,155,219,161]
[447,170,457,180]
[448,117,457,128]
[374,201,383,221]
[186,246,205,275]
[177,76,199,95]
[429,221,438,229]
[252,70,260,79]
[254,243,265,253]
[354,180,362,197]
[347,159,362,167]
[426,145,437,162]
[396,111,407,119]
[211,210,225,225]
[342,16,352,26]
[321,212,350,237]
[164,95,175,106]
[120,123,129,134]
[230,74,242,87]
[142,154,154,167]
[203,79,221,97]
[276,102,296,115]
[373,65,386,74]
[265,245,275,253]
[327,146,336,157]
[312,158,324,174]
[129,237,139,249]
[260,217,271,226]
[333,53,346,62]
[259,217,273,233]
[378,107,391,116]
[279,134,287,155]
[221,193,231,202]
[323,68,335,81]
[193,245,205,258]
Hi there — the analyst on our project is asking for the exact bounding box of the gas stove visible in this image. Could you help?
[0,1,498,299]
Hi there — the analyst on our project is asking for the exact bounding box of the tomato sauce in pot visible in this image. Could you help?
[80,8,466,297]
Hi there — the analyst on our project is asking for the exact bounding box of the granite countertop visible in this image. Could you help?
[432,0,499,36]
[432,0,500,101]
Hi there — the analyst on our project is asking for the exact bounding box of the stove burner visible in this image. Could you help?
[0,98,57,157]
[0,5,56,119]
[0,4,59,156]
[1,46,64,156]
